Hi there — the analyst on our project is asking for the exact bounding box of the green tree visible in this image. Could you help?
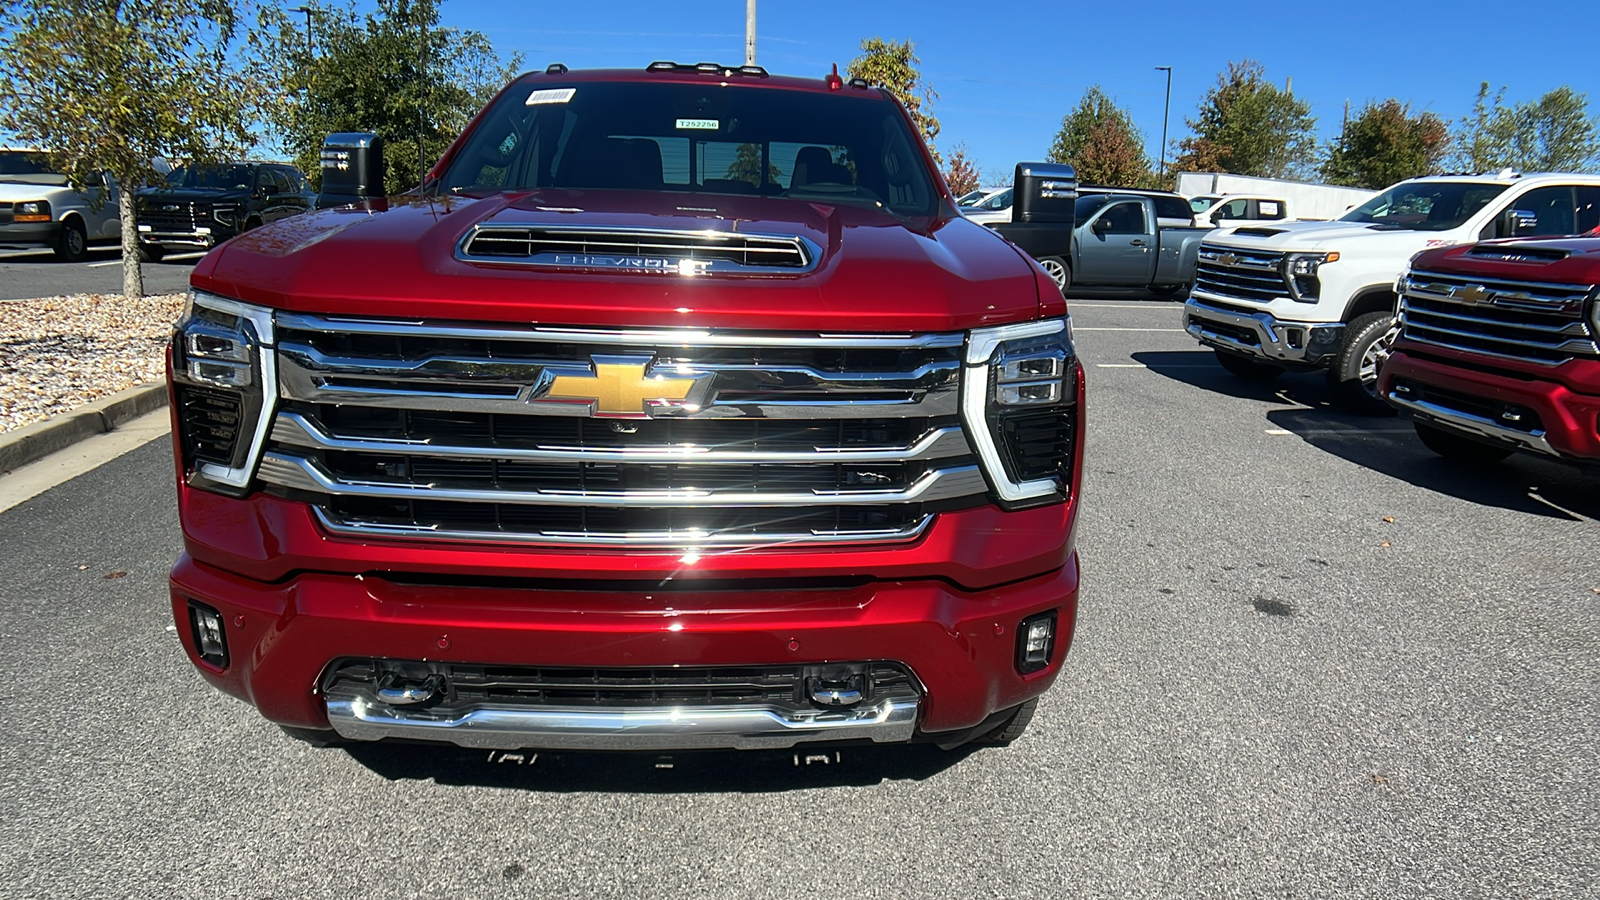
[725,142,781,187]
[942,142,980,195]
[260,0,522,195]
[1452,83,1600,173]
[1172,60,1317,179]
[847,37,939,162]
[1047,86,1153,187]
[0,0,270,298]
[1322,100,1450,189]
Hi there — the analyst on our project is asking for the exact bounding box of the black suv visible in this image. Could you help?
[136,162,315,261]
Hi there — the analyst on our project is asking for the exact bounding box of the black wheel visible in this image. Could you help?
[54,218,88,262]
[1214,349,1284,381]
[1039,256,1070,294]
[1328,311,1400,415]
[244,216,263,231]
[1152,283,1189,301]
[1414,422,1514,464]
[278,725,344,748]
[137,243,165,263]
[974,698,1038,745]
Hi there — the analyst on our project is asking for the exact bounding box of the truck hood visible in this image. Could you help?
[1410,236,1600,284]
[1203,219,1455,255]
[0,181,73,202]
[139,187,251,203]
[193,190,1043,333]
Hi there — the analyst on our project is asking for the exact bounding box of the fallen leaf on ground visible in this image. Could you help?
[103,571,127,579]
[1381,516,1395,523]
[1379,542,1391,548]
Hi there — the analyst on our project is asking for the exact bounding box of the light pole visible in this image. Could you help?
[1155,66,1172,185]
[291,5,314,56]
[745,0,756,66]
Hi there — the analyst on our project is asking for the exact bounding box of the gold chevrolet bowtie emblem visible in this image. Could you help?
[1456,284,1492,305]
[1216,253,1240,267]
[544,356,702,418]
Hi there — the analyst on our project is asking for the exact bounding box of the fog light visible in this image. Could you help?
[188,601,229,668]
[1016,610,1057,674]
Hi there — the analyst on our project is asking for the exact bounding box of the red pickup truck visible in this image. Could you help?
[166,63,1085,752]
[1381,236,1600,465]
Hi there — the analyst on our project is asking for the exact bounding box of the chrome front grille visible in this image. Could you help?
[458,224,818,275]
[1400,270,1599,365]
[1194,245,1290,303]
[258,316,983,547]
[140,201,197,231]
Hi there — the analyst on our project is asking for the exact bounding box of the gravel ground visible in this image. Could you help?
[0,292,182,432]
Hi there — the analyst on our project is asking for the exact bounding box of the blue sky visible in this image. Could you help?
[424,0,1600,184]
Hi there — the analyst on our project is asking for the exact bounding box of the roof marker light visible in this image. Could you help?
[826,63,843,91]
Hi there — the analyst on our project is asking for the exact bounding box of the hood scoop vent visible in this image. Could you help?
[457,224,818,275]
[1466,244,1570,263]
[1231,227,1286,237]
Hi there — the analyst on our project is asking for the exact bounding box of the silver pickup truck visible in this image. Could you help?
[1062,193,1207,297]
[0,148,123,261]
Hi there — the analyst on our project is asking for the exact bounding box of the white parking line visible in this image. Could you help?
[1075,327,1187,332]
[1265,428,1414,435]
[1069,303,1182,309]
[1094,363,1214,368]
[85,259,123,268]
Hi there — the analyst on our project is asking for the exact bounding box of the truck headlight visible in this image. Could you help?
[170,290,277,496]
[212,205,239,227]
[14,200,51,223]
[963,317,1081,508]
[1285,251,1338,302]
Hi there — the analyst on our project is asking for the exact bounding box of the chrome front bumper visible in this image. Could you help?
[325,693,921,751]
[1386,390,1557,457]
[1184,298,1343,366]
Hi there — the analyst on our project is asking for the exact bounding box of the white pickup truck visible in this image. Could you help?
[1183,171,1600,410]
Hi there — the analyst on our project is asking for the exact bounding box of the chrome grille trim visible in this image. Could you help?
[456,223,821,275]
[274,313,964,349]
[259,451,987,507]
[1400,271,1599,365]
[312,507,934,547]
[1194,245,1290,303]
[269,410,972,464]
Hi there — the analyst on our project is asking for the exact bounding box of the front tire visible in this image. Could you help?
[974,698,1038,745]
[54,219,88,262]
[1214,349,1284,381]
[1414,422,1514,464]
[1039,256,1070,295]
[1329,311,1399,415]
[137,243,165,263]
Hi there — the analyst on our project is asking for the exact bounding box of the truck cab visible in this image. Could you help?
[1067,193,1206,296]
[164,64,1085,755]
[1183,172,1600,410]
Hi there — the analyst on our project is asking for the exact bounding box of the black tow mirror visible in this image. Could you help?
[1091,216,1112,233]
[1505,208,1538,237]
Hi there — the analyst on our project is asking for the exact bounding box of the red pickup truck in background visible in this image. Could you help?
[166,63,1085,753]
[1381,236,1600,466]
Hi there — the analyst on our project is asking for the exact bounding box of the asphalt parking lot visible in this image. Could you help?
[0,247,199,300]
[0,298,1595,898]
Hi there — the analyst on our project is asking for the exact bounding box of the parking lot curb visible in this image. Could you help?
[0,383,169,474]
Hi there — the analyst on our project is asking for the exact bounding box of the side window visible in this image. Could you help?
[1213,198,1249,220]
[1097,201,1146,234]
[1506,186,1575,236]
[281,168,305,192]
[1152,196,1190,220]
[1576,186,1600,234]
[982,189,1012,210]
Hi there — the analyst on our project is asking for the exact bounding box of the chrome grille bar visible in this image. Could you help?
[259,451,986,507]
[269,410,971,464]
[1194,246,1290,303]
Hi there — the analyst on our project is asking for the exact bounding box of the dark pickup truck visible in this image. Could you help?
[136,161,314,261]
[990,189,1205,297]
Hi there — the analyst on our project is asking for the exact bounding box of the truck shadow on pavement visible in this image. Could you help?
[341,741,981,793]
[1133,349,1600,521]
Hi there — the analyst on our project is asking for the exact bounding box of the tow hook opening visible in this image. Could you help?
[373,664,446,707]
[804,663,869,708]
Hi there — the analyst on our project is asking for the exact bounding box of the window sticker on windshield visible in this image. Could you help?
[676,118,719,130]
[525,88,576,106]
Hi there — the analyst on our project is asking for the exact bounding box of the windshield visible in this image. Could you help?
[439,80,939,219]
[955,189,986,206]
[167,165,255,190]
[1340,181,1509,231]
[1190,196,1219,214]
[0,150,68,184]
